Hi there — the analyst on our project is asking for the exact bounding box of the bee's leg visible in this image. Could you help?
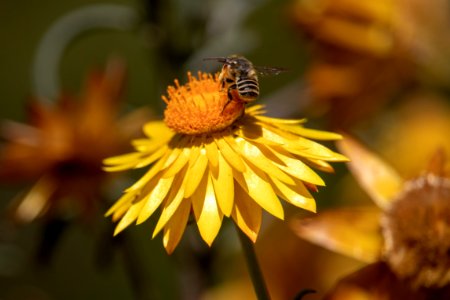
[222,84,236,113]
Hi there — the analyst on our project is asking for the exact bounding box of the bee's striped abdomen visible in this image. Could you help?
[236,78,259,102]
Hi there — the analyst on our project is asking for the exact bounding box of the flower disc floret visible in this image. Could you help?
[163,72,245,135]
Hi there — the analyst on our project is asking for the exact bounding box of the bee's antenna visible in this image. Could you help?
[203,57,228,64]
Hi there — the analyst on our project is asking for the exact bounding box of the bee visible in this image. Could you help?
[204,55,286,109]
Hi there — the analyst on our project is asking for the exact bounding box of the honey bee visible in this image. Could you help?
[204,55,286,109]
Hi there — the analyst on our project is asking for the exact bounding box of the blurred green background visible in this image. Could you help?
[3,0,450,299]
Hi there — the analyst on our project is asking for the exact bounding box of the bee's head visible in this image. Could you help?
[225,55,252,71]
[204,55,252,71]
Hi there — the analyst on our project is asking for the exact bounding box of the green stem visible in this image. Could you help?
[235,224,271,300]
[119,231,153,300]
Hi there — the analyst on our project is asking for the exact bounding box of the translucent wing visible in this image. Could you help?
[254,65,288,77]
[203,57,228,64]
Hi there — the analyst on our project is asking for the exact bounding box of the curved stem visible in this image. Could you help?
[32,4,137,100]
[119,231,153,300]
[235,223,271,300]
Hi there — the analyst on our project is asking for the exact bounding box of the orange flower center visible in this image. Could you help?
[163,72,245,135]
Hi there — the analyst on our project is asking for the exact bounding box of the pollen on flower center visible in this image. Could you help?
[163,72,245,135]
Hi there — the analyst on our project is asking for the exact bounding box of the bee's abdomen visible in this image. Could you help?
[237,78,259,101]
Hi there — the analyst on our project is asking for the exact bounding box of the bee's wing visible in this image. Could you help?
[254,65,288,77]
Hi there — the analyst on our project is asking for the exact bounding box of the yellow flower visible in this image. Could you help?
[291,0,450,61]
[292,135,450,298]
[104,72,346,253]
[374,93,450,178]
[292,0,394,56]
[290,0,450,128]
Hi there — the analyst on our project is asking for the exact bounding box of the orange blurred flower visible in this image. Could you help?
[0,59,148,223]
[291,0,450,128]
[292,135,450,298]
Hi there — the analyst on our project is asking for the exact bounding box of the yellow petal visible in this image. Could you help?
[134,145,168,168]
[15,176,55,222]
[236,125,282,146]
[215,136,246,172]
[279,125,343,140]
[124,154,170,192]
[305,158,335,173]
[337,136,403,209]
[291,207,383,263]
[255,122,300,140]
[143,121,174,139]
[105,189,138,217]
[232,168,248,192]
[103,152,143,166]
[231,183,262,242]
[161,147,182,170]
[161,147,190,178]
[137,175,175,224]
[289,146,349,162]
[234,137,295,185]
[210,152,234,217]
[192,173,223,246]
[329,0,393,24]
[163,198,191,254]
[152,166,188,238]
[287,138,348,161]
[111,203,132,222]
[184,148,209,198]
[235,161,284,219]
[188,140,201,165]
[245,104,266,114]
[264,146,325,186]
[254,115,307,125]
[113,200,146,235]
[103,161,141,172]
[131,138,165,153]
[240,123,288,145]
[270,177,316,212]
[204,137,219,168]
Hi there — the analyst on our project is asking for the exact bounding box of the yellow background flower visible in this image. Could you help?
[292,135,450,298]
[290,0,450,128]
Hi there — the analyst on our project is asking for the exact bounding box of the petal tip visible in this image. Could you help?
[113,226,125,236]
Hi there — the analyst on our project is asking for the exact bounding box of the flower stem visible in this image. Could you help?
[119,232,150,299]
[235,224,271,300]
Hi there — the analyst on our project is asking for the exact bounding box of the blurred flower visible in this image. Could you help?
[373,93,450,178]
[104,71,347,254]
[0,59,148,223]
[290,0,450,128]
[261,220,365,299]
[292,135,450,298]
